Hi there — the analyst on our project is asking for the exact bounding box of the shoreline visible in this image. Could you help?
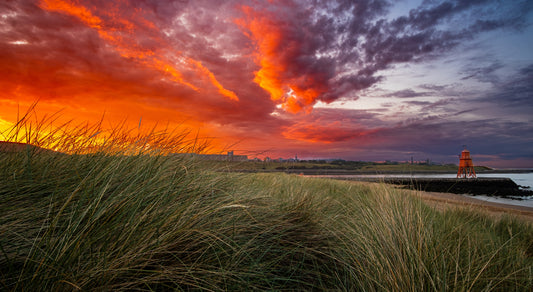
[412,189,533,222]
[307,175,533,198]
[277,169,533,175]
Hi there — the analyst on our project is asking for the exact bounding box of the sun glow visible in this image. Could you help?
[0,118,14,139]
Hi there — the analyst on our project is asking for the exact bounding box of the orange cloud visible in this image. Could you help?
[282,121,376,143]
[39,0,238,101]
[237,6,326,113]
[188,59,239,101]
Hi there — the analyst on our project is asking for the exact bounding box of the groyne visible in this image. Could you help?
[337,177,532,198]
[234,169,533,198]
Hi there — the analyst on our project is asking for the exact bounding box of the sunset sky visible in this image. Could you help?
[1,0,532,167]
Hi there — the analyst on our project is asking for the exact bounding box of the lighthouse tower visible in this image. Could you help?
[457,147,476,178]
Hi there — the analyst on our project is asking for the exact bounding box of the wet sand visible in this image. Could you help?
[411,189,533,222]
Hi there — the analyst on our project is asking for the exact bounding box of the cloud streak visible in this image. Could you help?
[39,0,238,100]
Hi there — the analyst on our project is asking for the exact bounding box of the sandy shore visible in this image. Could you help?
[411,189,533,222]
[337,179,533,222]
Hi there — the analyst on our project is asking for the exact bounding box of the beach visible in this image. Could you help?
[413,190,533,222]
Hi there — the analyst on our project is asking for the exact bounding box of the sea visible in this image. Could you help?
[309,171,533,208]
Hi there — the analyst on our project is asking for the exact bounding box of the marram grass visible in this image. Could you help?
[1,113,532,290]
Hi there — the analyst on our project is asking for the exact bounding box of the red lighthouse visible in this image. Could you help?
[457,147,476,178]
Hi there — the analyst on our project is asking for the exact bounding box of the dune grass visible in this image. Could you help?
[1,111,532,290]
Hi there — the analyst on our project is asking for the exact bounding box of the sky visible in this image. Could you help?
[1,0,532,167]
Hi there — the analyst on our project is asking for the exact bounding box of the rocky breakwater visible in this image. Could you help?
[380,178,532,199]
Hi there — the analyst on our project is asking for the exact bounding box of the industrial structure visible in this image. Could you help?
[457,147,476,178]
[195,151,248,162]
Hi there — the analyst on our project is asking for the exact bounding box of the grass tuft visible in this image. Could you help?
[1,110,532,290]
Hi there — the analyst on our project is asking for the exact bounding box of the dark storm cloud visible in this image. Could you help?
[364,117,533,160]
[284,102,531,162]
[235,0,533,109]
[355,0,531,82]
[419,84,449,91]
[385,89,431,98]
[460,61,503,84]
[480,63,533,110]
[405,98,456,111]
[283,112,532,163]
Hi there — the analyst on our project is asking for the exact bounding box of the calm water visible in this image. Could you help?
[309,172,533,208]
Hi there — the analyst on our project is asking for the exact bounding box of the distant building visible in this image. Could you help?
[195,151,248,161]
